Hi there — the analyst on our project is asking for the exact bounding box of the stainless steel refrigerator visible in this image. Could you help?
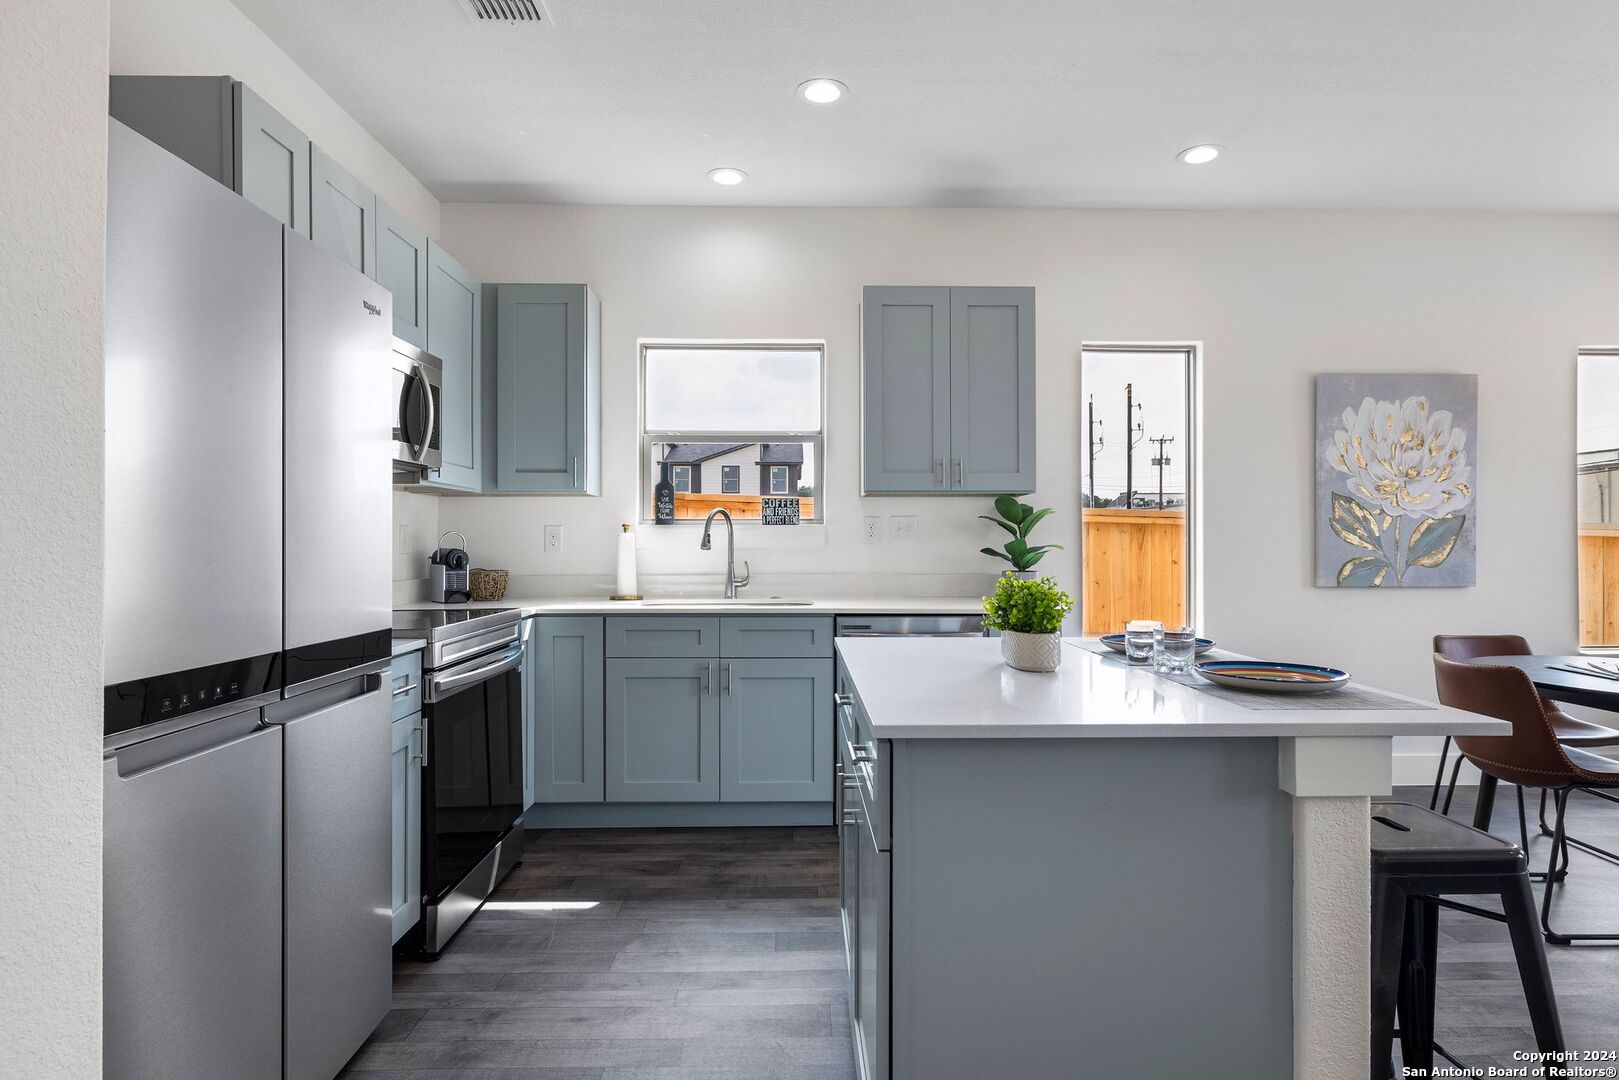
[104,119,392,1080]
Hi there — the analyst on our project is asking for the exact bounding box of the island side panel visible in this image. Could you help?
[1291,794,1371,1080]
[890,737,1293,1080]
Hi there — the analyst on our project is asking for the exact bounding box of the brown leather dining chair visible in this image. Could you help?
[1430,635,1619,815]
[1433,653,1619,943]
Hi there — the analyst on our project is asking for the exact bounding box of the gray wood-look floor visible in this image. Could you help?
[339,790,1618,1078]
[340,826,855,1080]
[1389,783,1619,1074]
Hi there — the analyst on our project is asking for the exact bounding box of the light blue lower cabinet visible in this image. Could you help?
[719,659,833,802]
[605,657,720,802]
[532,616,605,804]
[389,712,422,944]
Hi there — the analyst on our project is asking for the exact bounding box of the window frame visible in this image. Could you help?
[1577,347,1619,653]
[1079,343,1202,630]
[639,340,826,525]
[720,464,741,494]
[769,465,790,495]
[670,464,692,493]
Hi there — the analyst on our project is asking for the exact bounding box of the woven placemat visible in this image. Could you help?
[1076,642,1433,712]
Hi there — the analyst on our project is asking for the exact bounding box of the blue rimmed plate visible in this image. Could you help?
[1100,634,1216,656]
[1195,660,1351,694]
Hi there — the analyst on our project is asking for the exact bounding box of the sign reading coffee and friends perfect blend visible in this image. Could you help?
[761,498,801,526]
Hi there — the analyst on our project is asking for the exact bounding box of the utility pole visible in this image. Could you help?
[1123,384,1144,509]
[1086,396,1103,506]
[1149,435,1174,509]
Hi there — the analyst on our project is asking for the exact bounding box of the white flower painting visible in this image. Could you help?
[1314,374,1477,587]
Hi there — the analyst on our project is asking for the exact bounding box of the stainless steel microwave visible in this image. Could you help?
[391,339,442,478]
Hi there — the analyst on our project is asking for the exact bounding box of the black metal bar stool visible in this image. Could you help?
[1370,800,1564,1080]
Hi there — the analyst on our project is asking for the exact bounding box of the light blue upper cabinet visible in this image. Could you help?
[495,284,602,494]
[310,147,377,278]
[234,84,310,237]
[861,287,951,493]
[109,76,311,237]
[376,201,427,348]
[949,287,1036,493]
[424,242,483,491]
[861,285,1035,494]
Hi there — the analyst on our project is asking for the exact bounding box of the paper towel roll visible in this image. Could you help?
[615,524,638,598]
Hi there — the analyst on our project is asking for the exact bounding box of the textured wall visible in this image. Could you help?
[111,0,441,238]
[0,0,108,1075]
[440,202,1619,780]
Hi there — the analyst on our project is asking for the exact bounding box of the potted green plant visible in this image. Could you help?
[982,574,1075,672]
[980,496,1061,578]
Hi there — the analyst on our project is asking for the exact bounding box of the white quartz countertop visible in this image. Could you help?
[390,636,425,656]
[835,637,1510,739]
[395,595,987,617]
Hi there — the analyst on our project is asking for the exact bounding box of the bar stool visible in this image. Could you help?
[1370,801,1563,1080]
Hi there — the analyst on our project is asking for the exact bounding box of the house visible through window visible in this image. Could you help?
[642,343,824,522]
[1578,349,1619,647]
[1079,346,1197,635]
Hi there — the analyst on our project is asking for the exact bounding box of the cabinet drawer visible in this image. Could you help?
[606,616,721,658]
[720,616,834,658]
[389,651,422,721]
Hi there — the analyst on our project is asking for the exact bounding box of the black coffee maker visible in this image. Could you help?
[429,530,471,603]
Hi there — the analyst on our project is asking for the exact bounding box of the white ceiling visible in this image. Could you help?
[231,0,1619,210]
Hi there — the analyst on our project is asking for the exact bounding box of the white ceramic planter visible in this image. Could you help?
[1000,629,1062,672]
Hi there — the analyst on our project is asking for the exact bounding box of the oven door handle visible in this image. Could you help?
[426,641,524,702]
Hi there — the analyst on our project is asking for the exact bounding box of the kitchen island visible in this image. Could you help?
[833,637,1507,1080]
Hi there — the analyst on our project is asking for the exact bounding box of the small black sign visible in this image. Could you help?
[761,497,801,526]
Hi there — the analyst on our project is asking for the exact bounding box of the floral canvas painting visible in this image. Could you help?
[1314,373,1477,587]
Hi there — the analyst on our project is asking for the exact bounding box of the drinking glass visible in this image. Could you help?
[1157,626,1198,674]
[1124,620,1160,665]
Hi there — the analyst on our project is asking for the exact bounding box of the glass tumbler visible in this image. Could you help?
[1124,620,1160,665]
[1157,626,1198,674]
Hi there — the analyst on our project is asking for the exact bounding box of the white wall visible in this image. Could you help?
[0,0,107,1074]
[393,490,440,588]
[111,0,440,237]
[440,203,1619,776]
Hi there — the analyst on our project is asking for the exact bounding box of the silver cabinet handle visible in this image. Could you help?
[842,777,863,790]
[700,662,710,695]
[834,693,853,708]
[953,458,963,485]
[572,456,579,488]
[419,717,430,768]
[723,661,732,696]
[935,458,945,486]
[392,681,419,697]
[842,807,861,827]
[851,745,876,763]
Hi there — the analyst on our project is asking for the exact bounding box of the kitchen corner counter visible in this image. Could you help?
[395,595,987,617]
[835,636,1507,740]
[389,635,426,656]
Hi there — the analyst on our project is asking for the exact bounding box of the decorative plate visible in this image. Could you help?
[1100,634,1216,656]
[1194,660,1351,694]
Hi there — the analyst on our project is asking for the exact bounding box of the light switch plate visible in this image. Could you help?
[863,516,882,543]
[544,525,562,553]
[398,524,411,557]
[889,515,917,542]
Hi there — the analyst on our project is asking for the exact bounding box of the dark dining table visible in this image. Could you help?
[1466,654,1619,829]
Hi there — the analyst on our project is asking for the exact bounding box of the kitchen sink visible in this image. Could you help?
[639,598,815,607]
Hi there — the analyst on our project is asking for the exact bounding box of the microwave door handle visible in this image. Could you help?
[414,363,436,465]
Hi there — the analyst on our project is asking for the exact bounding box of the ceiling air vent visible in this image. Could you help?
[456,0,552,25]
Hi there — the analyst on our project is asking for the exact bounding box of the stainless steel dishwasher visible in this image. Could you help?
[833,614,986,639]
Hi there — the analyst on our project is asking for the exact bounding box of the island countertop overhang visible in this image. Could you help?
[835,637,1510,740]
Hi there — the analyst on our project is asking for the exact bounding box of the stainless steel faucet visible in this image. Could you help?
[700,508,750,598]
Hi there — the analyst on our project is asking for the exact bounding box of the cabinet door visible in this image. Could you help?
[390,714,422,943]
[496,284,601,493]
[377,201,427,347]
[949,286,1035,494]
[310,147,377,278]
[862,286,951,493]
[425,242,484,491]
[856,802,890,1080]
[605,658,719,802]
[234,83,311,237]
[719,659,832,802]
[533,617,605,803]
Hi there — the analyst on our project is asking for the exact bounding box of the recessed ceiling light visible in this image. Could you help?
[707,167,748,186]
[797,78,847,104]
[1177,144,1222,165]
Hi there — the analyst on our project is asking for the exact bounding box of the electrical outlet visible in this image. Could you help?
[863,516,882,543]
[398,524,411,557]
[889,515,917,543]
[544,525,562,553]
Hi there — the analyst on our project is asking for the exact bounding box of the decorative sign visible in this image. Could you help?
[761,497,801,526]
